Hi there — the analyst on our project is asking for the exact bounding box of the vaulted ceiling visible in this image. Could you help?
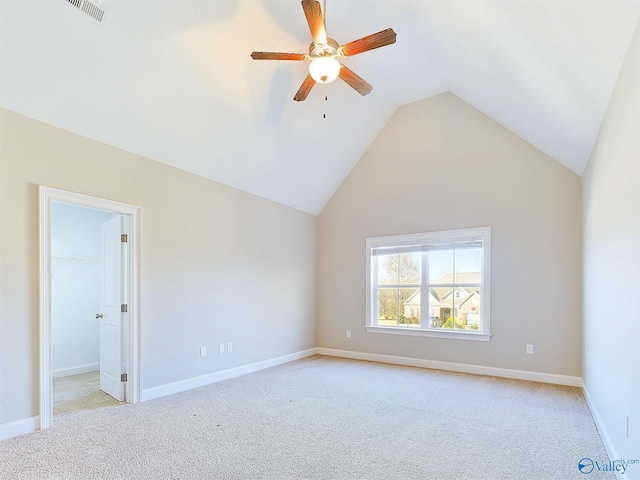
[1,1,638,214]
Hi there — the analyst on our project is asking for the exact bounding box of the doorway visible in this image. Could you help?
[51,203,121,416]
[39,186,141,430]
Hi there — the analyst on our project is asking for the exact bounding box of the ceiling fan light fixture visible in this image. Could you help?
[309,56,341,84]
[251,0,396,101]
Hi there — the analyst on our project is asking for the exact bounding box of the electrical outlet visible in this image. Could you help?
[227,343,233,353]
[346,330,351,338]
[200,347,207,357]
[526,344,534,354]
[218,343,225,354]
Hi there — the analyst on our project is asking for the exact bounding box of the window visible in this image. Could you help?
[366,227,491,341]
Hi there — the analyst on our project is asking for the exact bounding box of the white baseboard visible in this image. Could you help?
[53,362,100,379]
[0,416,40,441]
[582,382,625,479]
[142,348,317,402]
[1,348,582,443]
[316,348,583,387]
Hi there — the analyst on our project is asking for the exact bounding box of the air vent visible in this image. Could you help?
[64,0,107,24]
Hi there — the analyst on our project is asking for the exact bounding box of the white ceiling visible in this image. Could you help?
[1,1,638,214]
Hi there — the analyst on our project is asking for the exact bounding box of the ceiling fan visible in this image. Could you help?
[251,0,397,101]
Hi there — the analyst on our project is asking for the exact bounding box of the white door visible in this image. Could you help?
[99,215,125,401]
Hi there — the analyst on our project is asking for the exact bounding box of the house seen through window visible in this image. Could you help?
[366,227,491,341]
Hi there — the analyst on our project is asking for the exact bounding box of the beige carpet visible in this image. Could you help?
[1,356,615,479]
[53,371,123,417]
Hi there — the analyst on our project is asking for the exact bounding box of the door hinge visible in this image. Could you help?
[121,373,127,382]
[121,234,128,243]
[121,304,128,313]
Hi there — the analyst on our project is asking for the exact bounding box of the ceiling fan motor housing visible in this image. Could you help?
[309,37,340,59]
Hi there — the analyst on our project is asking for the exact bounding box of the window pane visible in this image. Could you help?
[459,288,480,330]
[378,288,398,325]
[433,287,454,329]
[377,255,398,285]
[400,287,420,326]
[429,250,453,284]
[428,287,443,327]
[398,253,421,284]
[452,287,465,330]
[454,248,482,282]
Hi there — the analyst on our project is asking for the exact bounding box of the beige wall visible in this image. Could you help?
[317,92,582,376]
[582,21,640,463]
[0,109,316,425]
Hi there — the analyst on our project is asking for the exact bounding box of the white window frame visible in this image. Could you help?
[365,227,491,341]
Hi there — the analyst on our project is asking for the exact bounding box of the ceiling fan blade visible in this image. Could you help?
[301,0,327,45]
[294,74,316,102]
[338,65,373,96]
[251,52,307,61]
[340,28,397,57]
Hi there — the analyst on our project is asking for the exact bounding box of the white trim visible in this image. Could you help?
[53,362,100,379]
[366,226,491,338]
[582,382,620,470]
[39,186,143,431]
[4,350,586,442]
[142,348,317,402]
[365,325,491,341]
[0,416,40,441]
[316,348,582,387]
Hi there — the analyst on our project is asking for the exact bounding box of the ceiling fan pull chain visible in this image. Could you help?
[323,84,328,119]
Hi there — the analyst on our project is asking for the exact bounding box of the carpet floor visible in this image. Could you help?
[1,355,614,479]
[53,371,123,417]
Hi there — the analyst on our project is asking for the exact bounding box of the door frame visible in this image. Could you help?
[38,186,142,430]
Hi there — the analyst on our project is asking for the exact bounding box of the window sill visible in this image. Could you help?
[365,325,492,341]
